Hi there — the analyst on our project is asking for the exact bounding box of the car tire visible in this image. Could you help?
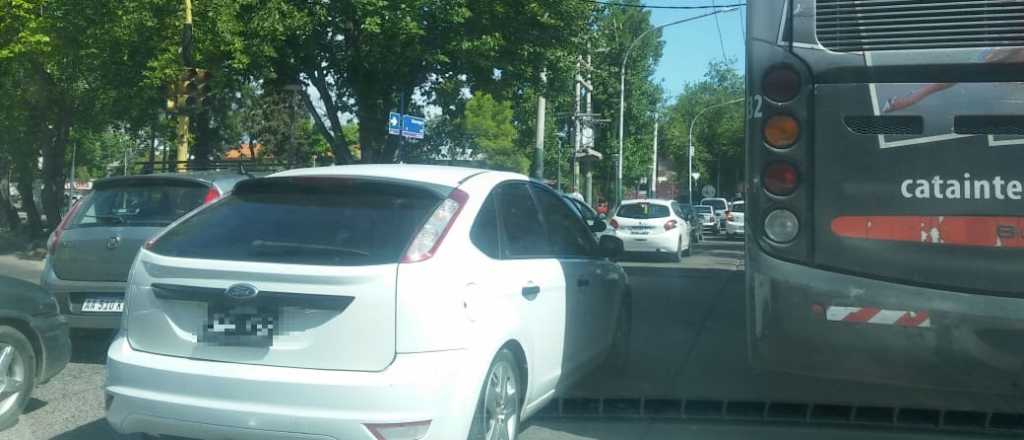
[670,239,683,262]
[608,294,632,371]
[682,241,692,257]
[0,325,36,431]
[468,349,522,440]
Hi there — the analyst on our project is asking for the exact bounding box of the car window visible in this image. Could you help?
[470,193,500,258]
[495,182,550,258]
[731,203,745,213]
[150,177,441,266]
[568,197,598,223]
[695,205,713,214]
[616,202,670,219]
[702,199,727,212]
[532,186,597,258]
[70,181,207,228]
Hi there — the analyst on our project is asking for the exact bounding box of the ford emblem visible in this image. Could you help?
[225,283,259,300]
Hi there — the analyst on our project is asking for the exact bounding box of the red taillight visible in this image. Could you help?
[763,65,801,103]
[48,199,84,255]
[203,186,222,204]
[664,219,677,231]
[401,189,469,263]
[763,161,800,196]
[610,218,620,229]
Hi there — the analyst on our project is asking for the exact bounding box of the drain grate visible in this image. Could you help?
[538,397,1024,434]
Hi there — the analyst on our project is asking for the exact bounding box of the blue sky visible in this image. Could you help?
[650,5,746,98]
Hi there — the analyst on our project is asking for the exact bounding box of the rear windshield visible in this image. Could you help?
[616,203,670,219]
[694,206,713,214]
[731,203,745,213]
[70,181,207,228]
[702,199,727,211]
[150,177,443,266]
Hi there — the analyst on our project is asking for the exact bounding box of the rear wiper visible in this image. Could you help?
[250,240,370,257]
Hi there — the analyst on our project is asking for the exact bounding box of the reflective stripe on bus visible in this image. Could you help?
[824,306,931,328]
[830,216,1024,248]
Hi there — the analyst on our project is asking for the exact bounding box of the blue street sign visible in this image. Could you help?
[401,114,425,139]
[387,112,401,135]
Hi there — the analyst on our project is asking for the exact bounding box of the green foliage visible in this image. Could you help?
[661,59,745,197]
[463,92,528,173]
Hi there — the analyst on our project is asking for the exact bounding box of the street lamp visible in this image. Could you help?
[687,97,743,204]
[617,7,738,207]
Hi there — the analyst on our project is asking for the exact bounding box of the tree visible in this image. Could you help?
[661,59,745,198]
[463,92,527,173]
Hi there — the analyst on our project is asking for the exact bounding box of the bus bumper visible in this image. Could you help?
[748,251,1024,396]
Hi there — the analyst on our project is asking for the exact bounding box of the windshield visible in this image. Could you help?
[616,202,670,219]
[3,0,1015,438]
[69,181,207,227]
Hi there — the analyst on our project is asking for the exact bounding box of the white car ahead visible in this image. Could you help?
[104,164,631,440]
[725,200,745,239]
[610,199,692,261]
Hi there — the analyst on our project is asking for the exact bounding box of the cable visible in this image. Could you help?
[578,0,746,10]
[739,6,746,41]
[711,0,727,59]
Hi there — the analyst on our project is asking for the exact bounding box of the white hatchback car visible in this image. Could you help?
[610,199,692,261]
[104,165,630,440]
[725,201,745,239]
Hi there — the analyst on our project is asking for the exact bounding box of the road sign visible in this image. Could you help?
[701,185,717,198]
[388,112,401,135]
[401,115,425,139]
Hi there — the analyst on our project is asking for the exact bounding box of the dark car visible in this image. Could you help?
[0,275,70,430]
[41,170,252,330]
[675,203,705,243]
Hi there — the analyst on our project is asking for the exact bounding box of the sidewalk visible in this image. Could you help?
[0,253,45,285]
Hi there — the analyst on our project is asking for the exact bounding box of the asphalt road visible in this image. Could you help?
[8,236,1004,439]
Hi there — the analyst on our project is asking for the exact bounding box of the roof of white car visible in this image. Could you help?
[269,164,519,188]
[620,198,674,205]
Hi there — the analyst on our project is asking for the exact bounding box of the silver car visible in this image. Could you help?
[40,171,251,329]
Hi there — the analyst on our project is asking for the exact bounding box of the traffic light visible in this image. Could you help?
[166,67,211,114]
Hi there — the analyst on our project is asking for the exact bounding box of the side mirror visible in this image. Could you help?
[589,219,608,233]
[598,235,624,258]
[598,213,608,220]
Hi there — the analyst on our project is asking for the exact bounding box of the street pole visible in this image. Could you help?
[688,97,743,204]
[651,116,658,197]
[176,0,193,173]
[618,8,737,207]
[533,71,546,180]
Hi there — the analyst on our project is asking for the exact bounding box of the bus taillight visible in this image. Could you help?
[763,162,799,196]
[764,209,799,244]
[763,114,799,148]
[763,66,801,103]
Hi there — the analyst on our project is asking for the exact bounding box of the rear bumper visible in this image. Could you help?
[749,250,1024,396]
[41,260,125,330]
[726,221,744,235]
[105,336,472,440]
[617,231,679,253]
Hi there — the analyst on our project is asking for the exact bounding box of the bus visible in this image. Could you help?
[745,0,1024,395]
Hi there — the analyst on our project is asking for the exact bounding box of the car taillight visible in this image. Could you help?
[610,218,619,229]
[203,186,222,204]
[763,65,801,103]
[764,209,799,243]
[401,189,469,263]
[763,161,799,196]
[47,199,84,255]
[664,219,677,231]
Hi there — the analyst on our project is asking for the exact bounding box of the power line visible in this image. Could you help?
[711,0,727,59]
[739,6,746,41]
[578,0,746,10]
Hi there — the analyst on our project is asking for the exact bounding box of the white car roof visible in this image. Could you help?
[620,198,674,206]
[269,164,514,188]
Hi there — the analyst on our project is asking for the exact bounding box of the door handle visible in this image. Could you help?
[522,285,540,298]
[577,277,590,288]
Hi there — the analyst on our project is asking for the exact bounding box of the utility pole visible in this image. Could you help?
[651,116,658,197]
[176,0,194,172]
[533,71,546,180]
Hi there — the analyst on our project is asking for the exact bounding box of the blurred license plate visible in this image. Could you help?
[630,227,650,235]
[81,298,123,313]
[201,304,277,347]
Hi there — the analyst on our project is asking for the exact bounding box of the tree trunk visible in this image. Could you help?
[41,112,70,230]
[14,160,42,238]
